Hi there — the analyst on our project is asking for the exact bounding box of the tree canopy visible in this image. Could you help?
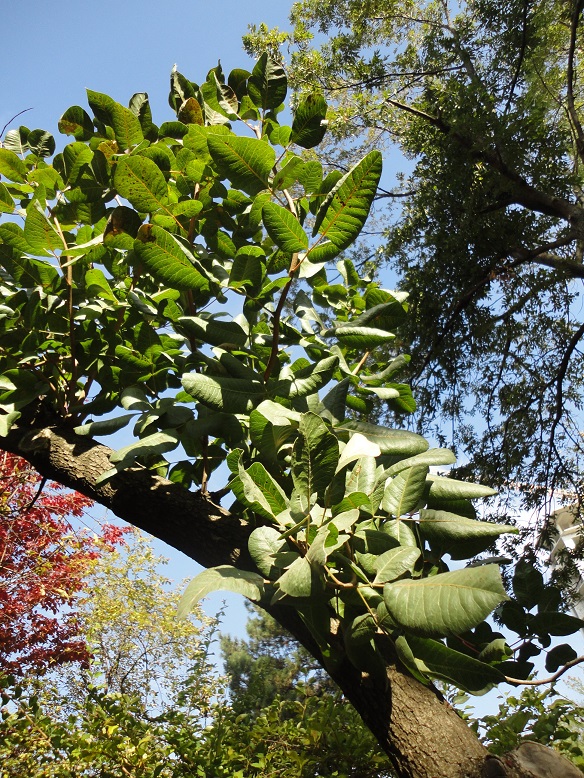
[0,51,582,777]
[253,0,584,528]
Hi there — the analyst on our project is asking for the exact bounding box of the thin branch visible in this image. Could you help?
[566,0,584,164]
[0,108,33,142]
[505,654,584,686]
[504,0,531,115]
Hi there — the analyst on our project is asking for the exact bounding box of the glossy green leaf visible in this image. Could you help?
[58,105,95,140]
[248,526,294,578]
[207,134,275,196]
[0,149,27,183]
[181,373,264,413]
[407,636,506,695]
[332,326,395,348]
[336,420,428,456]
[292,412,339,506]
[178,566,265,617]
[114,156,169,212]
[291,93,328,149]
[248,52,287,110]
[134,226,210,294]
[263,201,308,252]
[232,461,288,521]
[272,356,338,399]
[27,130,55,158]
[383,565,508,637]
[0,183,13,214]
[311,151,382,252]
[23,203,62,254]
[109,429,179,464]
[382,466,429,517]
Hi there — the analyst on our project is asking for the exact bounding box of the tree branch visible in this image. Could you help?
[0,405,252,571]
[505,654,584,686]
[566,0,584,164]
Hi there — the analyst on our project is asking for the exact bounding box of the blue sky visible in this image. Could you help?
[2,0,292,143]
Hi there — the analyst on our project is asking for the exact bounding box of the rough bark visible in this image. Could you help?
[0,409,568,778]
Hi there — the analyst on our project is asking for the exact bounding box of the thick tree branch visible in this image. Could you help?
[387,98,583,225]
[0,406,252,571]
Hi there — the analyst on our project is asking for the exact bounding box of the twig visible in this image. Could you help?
[0,108,33,142]
[505,654,584,686]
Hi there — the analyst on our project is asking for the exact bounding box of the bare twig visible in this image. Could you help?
[505,654,584,686]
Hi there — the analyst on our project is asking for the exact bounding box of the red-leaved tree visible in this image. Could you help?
[0,452,126,675]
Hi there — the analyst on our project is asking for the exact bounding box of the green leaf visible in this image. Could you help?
[336,420,429,456]
[382,519,418,547]
[179,316,248,348]
[382,466,429,517]
[311,151,382,253]
[87,89,143,148]
[272,356,338,399]
[427,475,497,500]
[383,565,508,637]
[277,556,315,598]
[232,461,288,521]
[0,149,27,183]
[248,53,287,110]
[134,225,210,294]
[74,414,135,437]
[291,93,328,149]
[332,326,395,348]
[0,411,21,437]
[0,182,13,213]
[336,433,381,473]
[512,559,544,609]
[114,156,169,212]
[248,526,294,578]
[292,412,339,506]
[263,202,308,252]
[418,510,517,558]
[207,134,275,196]
[373,547,421,584]
[529,612,584,636]
[23,203,62,254]
[545,643,578,672]
[181,373,264,413]
[109,429,179,465]
[406,636,506,695]
[385,448,456,476]
[58,105,95,140]
[178,566,265,617]
[27,130,55,158]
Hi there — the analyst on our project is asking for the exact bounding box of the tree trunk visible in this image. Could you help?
[0,409,570,778]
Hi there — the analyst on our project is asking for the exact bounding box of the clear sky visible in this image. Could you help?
[2,0,292,142]
[2,0,294,636]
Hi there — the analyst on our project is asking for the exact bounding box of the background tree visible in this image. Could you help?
[0,451,124,675]
[0,54,582,777]
[0,529,224,777]
[250,0,584,533]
